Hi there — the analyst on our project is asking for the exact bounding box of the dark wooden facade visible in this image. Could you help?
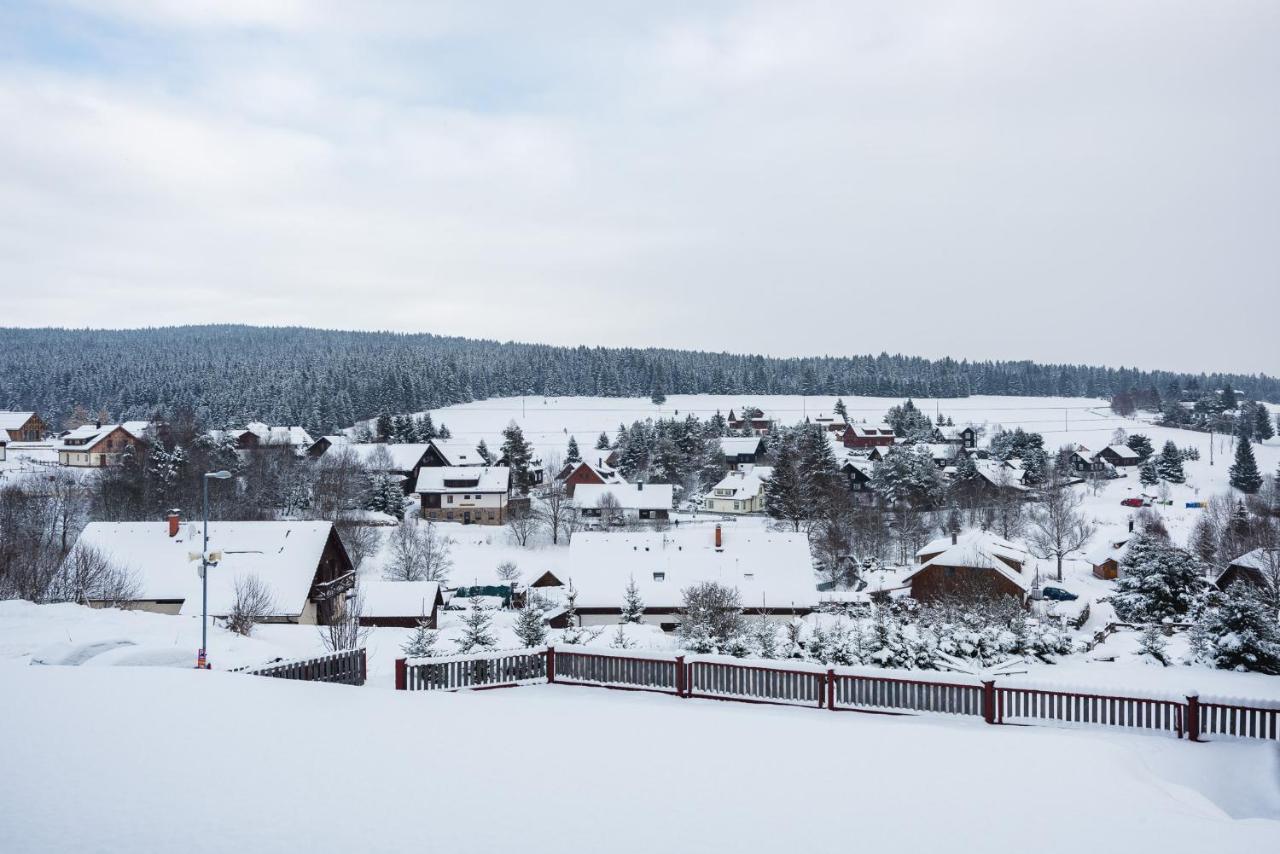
[2,412,47,442]
[908,564,1027,603]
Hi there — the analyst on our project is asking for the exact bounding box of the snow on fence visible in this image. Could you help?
[393,647,1279,744]
[241,648,366,686]
[400,647,547,691]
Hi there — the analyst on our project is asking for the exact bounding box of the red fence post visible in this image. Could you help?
[547,646,556,684]
[675,655,686,697]
[395,657,407,691]
[982,680,996,724]
[827,669,836,711]
[1186,692,1200,742]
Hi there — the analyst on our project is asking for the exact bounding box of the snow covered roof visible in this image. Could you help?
[574,482,673,511]
[552,529,817,609]
[710,468,772,500]
[1225,548,1280,573]
[973,459,1030,491]
[56,422,151,450]
[361,581,443,618]
[924,443,958,461]
[0,411,36,431]
[0,429,9,444]
[415,465,510,494]
[1104,444,1140,459]
[908,531,1033,591]
[560,459,621,482]
[213,423,314,448]
[577,449,616,469]
[429,439,487,466]
[719,437,765,456]
[1085,533,1132,567]
[844,423,895,438]
[339,443,431,471]
[71,521,338,616]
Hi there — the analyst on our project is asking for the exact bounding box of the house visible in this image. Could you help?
[1215,548,1280,592]
[971,458,1031,494]
[56,422,151,467]
[727,407,775,434]
[331,443,433,494]
[1070,448,1106,474]
[359,581,445,628]
[938,426,979,449]
[307,435,349,458]
[420,438,489,468]
[839,457,875,492]
[0,411,48,443]
[211,423,314,452]
[1086,533,1133,580]
[528,526,817,628]
[494,452,545,488]
[904,531,1034,603]
[574,482,673,522]
[704,466,772,514]
[69,516,353,623]
[719,436,767,470]
[1096,445,1141,467]
[842,423,896,449]
[556,456,623,498]
[416,466,511,525]
[924,443,959,468]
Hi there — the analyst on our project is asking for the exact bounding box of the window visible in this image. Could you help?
[743,573,754,581]
[446,495,453,504]
[652,572,665,582]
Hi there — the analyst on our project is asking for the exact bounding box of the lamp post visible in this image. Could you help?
[198,470,233,669]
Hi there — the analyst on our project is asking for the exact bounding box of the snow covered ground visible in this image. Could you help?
[1,663,1278,853]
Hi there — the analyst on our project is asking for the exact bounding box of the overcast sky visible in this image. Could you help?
[1,1,1276,375]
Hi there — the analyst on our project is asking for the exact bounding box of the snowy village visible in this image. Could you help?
[4,2,1280,853]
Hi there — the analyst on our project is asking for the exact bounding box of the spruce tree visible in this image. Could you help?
[1127,433,1154,460]
[1229,438,1263,493]
[375,412,394,442]
[475,439,492,464]
[1138,457,1159,487]
[436,423,452,439]
[1156,441,1185,483]
[833,398,848,422]
[565,435,581,464]
[1255,405,1275,441]
[401,619,439,658]
[513,602,548,648]
[595,431,611,451]
[763,440,805,531]
[500,421,535,493]
[1111,534,1205,622]
[620,576,645,624]
[1195,585,1280,674]
[454,599,497,653]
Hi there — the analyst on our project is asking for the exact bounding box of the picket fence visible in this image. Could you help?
[239,648,367,686]
[396,646,1280,743]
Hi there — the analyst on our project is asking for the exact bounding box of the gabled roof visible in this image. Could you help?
[414,466,510,494]
[1085,533,1132,567]
[710,467,772,500]
[559,458,621,482]
[339,443,431,471]
[907,531,1033,591]
[213,423,314,448]
[1103,444,1140,459]
[56,422,151,451]
[71,521,338,616]
[361,581,443,618]
[0,411,37,431]
[428,439,488,467]
[574,482,673,511]
[552,529,817,609]
[844,423,895,438]
[719,437,766,456]
[1223,547,1280,578]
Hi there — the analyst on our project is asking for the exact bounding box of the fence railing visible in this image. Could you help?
[393,646,1279,744]
[241,648,366,686]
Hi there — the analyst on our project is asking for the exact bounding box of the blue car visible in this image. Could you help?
[1041,587,1078,602]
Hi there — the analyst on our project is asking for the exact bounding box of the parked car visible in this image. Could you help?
[1041,587,1078,601]
[1120,498,1144,507]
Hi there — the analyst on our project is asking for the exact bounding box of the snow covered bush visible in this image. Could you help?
[226,574,274,637]
[513,602,548,648]
[454,599,497,653]
[1191,584,1280,674]
[676,582,745,654]
[402,619,439,658]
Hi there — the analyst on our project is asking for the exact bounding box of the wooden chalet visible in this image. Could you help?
[556,452,623,498]
[727,407,775,434]
[1085,533,1132,580]
[718,436,767,470]
[1096,445,1141,467]
[842,423,896,449]
[0,411,48,443]
[904,531,1033,603]
[1215,548,1280,593]
[56,422,150,467]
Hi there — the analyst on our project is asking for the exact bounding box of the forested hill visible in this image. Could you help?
[1,325,1275,434]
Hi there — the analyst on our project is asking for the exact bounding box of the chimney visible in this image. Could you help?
[951,531,958,545]
[167,510,181,538]
[715,524,722,549]
[1128,518,1134,533]
[637,482,644,491]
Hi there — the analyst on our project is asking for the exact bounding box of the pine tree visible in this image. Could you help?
[1138,457,1159,487]
[454,599,497,653]
[833,398,848,422]
[1220,384,1238,410]
[1112,534,1205,623]
[609,624,635,649]
[559,582,588,645]
[500,421,535,494]
[1195,585,1280,674]
[1255,405,1275,441]
[401,619,439,658]
[475,439,492,464]
[565,435,581,464]
[1190,515,1218,566]
[763,440,805,530]
[436,423,451,439]
[1156,440,1185,483]
[1127,434,1154,461]
[620,575,645,623]
[513,602,548,648]
[1230,438,1263,493]
[1137,623,1167,665]
[375,412,394,442]
[595,432,611,451]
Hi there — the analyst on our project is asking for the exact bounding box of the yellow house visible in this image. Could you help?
[703,466,772,514]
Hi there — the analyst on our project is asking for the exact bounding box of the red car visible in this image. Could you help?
[1121,498,1146,508]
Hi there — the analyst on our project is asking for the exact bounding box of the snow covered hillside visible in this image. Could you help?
[2,665,1279,854]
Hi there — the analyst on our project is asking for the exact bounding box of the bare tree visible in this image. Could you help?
[506,504,539,547]
[226,574,274,636]
[335,517,379,571]
[313,447,367,521]
[48,543,140,607]
[384,518,453,583]
[320,581,370,652]
[1028,484,1096,582]
[496,560,521,584]
[541,478,576,545]
[595,491,625,528]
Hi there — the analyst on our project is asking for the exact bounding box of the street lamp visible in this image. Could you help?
[198,470,233,669]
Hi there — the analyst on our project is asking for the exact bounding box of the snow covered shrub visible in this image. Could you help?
[1137,623,1168,665]
[226,574,274,636]
[402,619,439,658]
[1192,584,1280,674]
[1110,534,1205,623]
[513,602,548,648]
[454,599,497,653]
[677,582,745,654]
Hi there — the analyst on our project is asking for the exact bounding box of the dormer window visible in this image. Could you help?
[652,572,665,582]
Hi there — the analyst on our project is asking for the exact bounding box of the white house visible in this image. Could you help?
[530,526,818,628]
[68,518,353,623]
[415,466,511,525]
[56,421,152,467]
[573,482,673,523]
[704,466,772,514]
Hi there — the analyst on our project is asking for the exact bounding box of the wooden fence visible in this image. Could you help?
[394,647,1280,744]
[241,648,366,686]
